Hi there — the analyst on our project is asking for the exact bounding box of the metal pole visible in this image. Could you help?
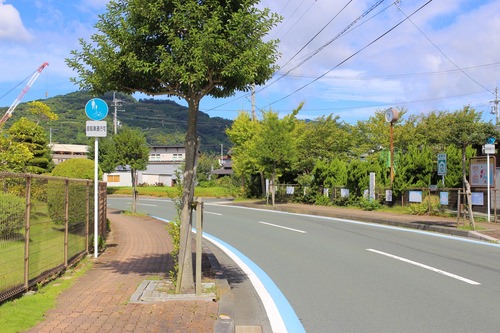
[390,122,394,186]
[487,153,491,222]
[94,137,99,258]
[220,144,223,166]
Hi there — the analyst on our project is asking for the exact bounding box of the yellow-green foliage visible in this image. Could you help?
[409,195,442,216]
[51,158,102,180]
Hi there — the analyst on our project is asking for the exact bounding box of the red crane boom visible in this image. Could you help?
[0,62,49,125]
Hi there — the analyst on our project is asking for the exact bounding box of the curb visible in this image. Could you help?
[228,202,499,244]
[204,245,235,333]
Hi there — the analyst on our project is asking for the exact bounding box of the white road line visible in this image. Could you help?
[138,203,157,207]
[259,221,307,234]
[367,249,481,285]
[205,211,222,216]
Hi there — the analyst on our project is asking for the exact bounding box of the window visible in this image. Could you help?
[173,153,184,161]
[107,175,120,182]
[150,153,161,161]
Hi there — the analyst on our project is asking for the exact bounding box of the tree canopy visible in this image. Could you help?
[66,0,282,292]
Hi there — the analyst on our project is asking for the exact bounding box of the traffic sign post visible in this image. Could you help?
[484,144,495,222]
[85,99,108,258]
[437,153,446,186]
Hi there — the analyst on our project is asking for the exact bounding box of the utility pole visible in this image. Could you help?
[251,83,256,121]
[112,92,124,134]
[490,87,499,125]
[220,144,223,166]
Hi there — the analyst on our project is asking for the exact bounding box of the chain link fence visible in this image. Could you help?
[0,173,107,303]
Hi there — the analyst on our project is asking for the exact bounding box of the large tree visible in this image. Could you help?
[253,107,300,205]
[67,0,281,292]
[112,128,150,213]
[444,106,496,228]
[8,117,53,174]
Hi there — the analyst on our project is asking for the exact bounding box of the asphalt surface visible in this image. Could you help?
[21,201,500,333]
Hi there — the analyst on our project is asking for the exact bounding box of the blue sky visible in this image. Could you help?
[0,0,499,124]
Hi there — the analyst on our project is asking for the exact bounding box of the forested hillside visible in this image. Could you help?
[0,91,233,153]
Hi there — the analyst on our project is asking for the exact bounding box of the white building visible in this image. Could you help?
[104,145,185,187]
[50,144,88,165]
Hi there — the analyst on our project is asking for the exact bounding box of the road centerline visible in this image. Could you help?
[205,211,222,216]
[259,221,307,234]
[367,248,481,285]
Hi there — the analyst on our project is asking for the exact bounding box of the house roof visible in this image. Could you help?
[211,168,233,175]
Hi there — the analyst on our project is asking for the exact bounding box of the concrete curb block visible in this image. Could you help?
[204,245,235,333]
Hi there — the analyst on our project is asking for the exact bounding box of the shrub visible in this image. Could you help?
[357,197,381,211]
[48,159,95,226]
[332,195,352,207]
[51,158,101,180]
[409,195,442,216]
[314,194,332,206]
[0,193,25,236]
[47,181,89,225]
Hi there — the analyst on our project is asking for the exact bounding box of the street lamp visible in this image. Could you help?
[385,108,399,186]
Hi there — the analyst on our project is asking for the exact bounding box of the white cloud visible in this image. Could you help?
[0,1,32,41]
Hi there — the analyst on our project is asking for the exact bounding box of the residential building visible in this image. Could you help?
[50,144,88,165]
[104,145,185,187]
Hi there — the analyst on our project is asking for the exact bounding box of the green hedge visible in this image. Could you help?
[0,193,25,236]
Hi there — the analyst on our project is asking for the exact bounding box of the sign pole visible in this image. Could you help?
[85,98,109,258]
[94,137,99,258]
[487,153,491,223]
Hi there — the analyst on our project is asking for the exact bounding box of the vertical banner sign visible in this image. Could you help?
[85,98,108,258]
[437,153,447,175]
[369,172,375,200]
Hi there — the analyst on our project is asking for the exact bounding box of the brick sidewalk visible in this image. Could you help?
[26,210,218,333]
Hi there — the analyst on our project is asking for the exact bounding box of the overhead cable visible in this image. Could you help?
[396,4,495,95]
[264,0,434,108]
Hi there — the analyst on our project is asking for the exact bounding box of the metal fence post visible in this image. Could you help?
[64,179,69,268]
[86,181,90,253]
[23,175,32,290]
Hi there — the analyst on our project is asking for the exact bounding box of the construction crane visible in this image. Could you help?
[0,62,49,126]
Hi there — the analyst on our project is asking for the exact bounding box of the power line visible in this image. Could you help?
[396,4,495,95]
[206,0,390,113]
[263,0,435,108]
[271,0,311,41]
[278,61,500,80]
[280,0,354,70]
[264,0,390,93]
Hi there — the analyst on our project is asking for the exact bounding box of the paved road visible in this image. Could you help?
[109,197,500,333]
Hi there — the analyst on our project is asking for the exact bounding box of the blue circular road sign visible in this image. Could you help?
[85,98,109,121]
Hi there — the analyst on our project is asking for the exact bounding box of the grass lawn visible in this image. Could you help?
[108,185,239,198]
[1,200,86,296]
[0,258,92,333]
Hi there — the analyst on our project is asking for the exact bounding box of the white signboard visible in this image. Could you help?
[470,156,495,187]
[439,192,449,205]
[86,121,107,137]
[385,190,393,202]
[471,192,484,206]
[409,191,423,203]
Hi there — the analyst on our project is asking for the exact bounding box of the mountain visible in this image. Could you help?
[0,91,233,153]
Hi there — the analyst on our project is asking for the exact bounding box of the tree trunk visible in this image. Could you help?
[176,97,199,293]
[260,172,265,198]
[131,168,137,213]
[462,144,475,230]
[271,171,276,206]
